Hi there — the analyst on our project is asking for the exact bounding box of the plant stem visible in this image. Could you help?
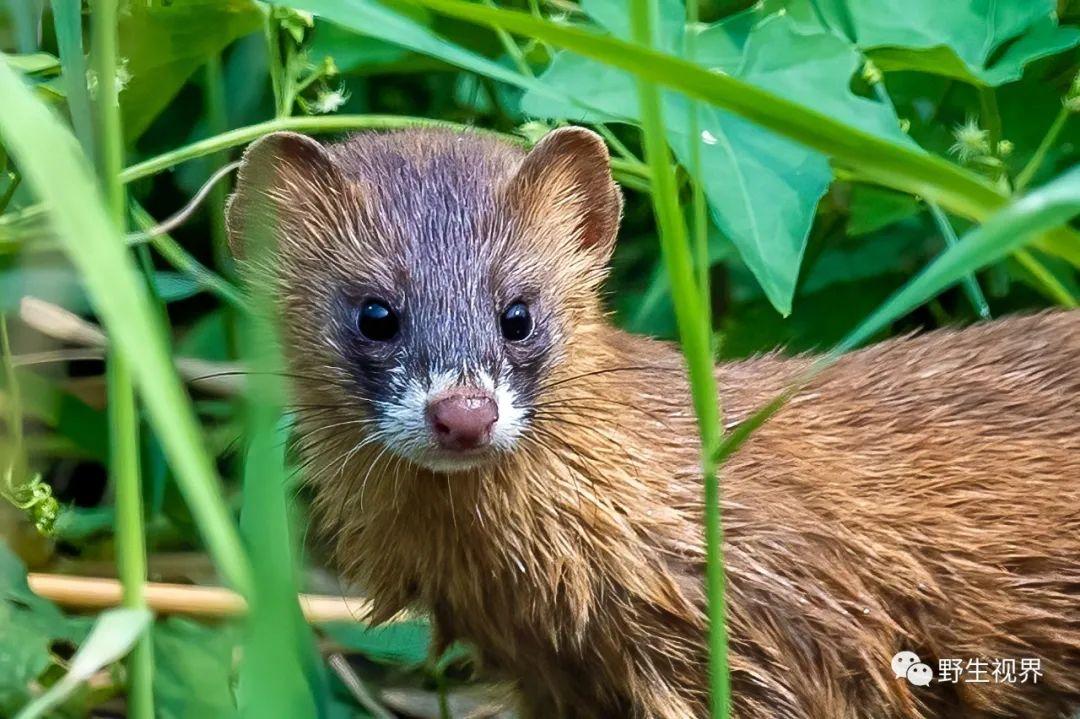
[979,87,1003,155]
[1015,106,1071,192]
[1,314,22,453]
[596,123,640,164]
[684,2,711,320]
[1013,249,1079,307]
[202,55,234,277]
[51,0,95,165]
[629,0,729,716]
[0,171,20,213]
[927,202,991,318]
[865,63,992,318]
[107,355,154,719]
[264,8,287,117]
[130,203,248,312]
[119,115,652,184]
[483,0,534,77]
[201,54,241,357]
[91,1,153,715]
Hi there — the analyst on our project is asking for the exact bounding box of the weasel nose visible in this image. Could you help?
[426,392,499,451]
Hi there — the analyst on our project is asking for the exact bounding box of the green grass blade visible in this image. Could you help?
[834,166,1080,354]
[1013,249,1080,307]
[629,0,729,715]
[235,185,320,719]
[89,1,154,714]
[0,58,252,595]
[51,0,95,164]
[107,355,155,718]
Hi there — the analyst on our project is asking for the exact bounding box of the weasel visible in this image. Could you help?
[227,126,1080,718]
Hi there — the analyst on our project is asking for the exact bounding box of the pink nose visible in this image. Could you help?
[426,392,498,451]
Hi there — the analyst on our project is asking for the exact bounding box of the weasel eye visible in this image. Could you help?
[500,301,532,342]
[356,299,399,342]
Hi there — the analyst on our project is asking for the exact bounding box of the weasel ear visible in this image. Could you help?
[509,127,623,260]
[225,131,342,260]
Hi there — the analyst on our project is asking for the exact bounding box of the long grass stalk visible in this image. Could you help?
[629,0,728,715]
[1013,249,1079,307]
[0,48,253,598]
[928,201,991,318]
[683,1,711,325]
[202,55,234,278]
[90,1,153,715]
[1016,106,1071,191]
[234,184,320,719]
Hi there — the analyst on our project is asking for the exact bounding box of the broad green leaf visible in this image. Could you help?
[310,19,411,72]
[398,0,1005,219]
[118,0,261,140]
[817,0,1080,86]
[15,607,152,719]
[847,186,922,236]
[11,369,109,462]
[321,620,433,666]
[583,0,686,50]
[0,541,89,717]
[292,0,551,96]
[524,6,905,313]
[0,57,252,594]
[154,618,239,719]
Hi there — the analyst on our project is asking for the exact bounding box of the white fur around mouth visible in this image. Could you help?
[374,366,527,470]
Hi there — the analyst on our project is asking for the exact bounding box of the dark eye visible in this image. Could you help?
[355,299,399,342]
[500,301,532,342]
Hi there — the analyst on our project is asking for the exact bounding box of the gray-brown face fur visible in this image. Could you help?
[227,127,622,472]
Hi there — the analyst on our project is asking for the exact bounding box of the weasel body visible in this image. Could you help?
[228,127,1080,718]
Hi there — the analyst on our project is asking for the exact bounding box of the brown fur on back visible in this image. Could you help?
[311,311,1080,718]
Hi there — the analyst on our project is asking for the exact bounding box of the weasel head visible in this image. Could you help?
[227,127,622,473]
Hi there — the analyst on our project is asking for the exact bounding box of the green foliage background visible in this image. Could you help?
[0,0,1078,716]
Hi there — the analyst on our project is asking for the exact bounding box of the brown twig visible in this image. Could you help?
[26,573,403,624]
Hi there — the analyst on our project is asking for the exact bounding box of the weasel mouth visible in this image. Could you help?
[416,446,496,473]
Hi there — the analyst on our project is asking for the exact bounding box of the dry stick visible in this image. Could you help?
[26,573,410,624]
[18,296,243,397]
